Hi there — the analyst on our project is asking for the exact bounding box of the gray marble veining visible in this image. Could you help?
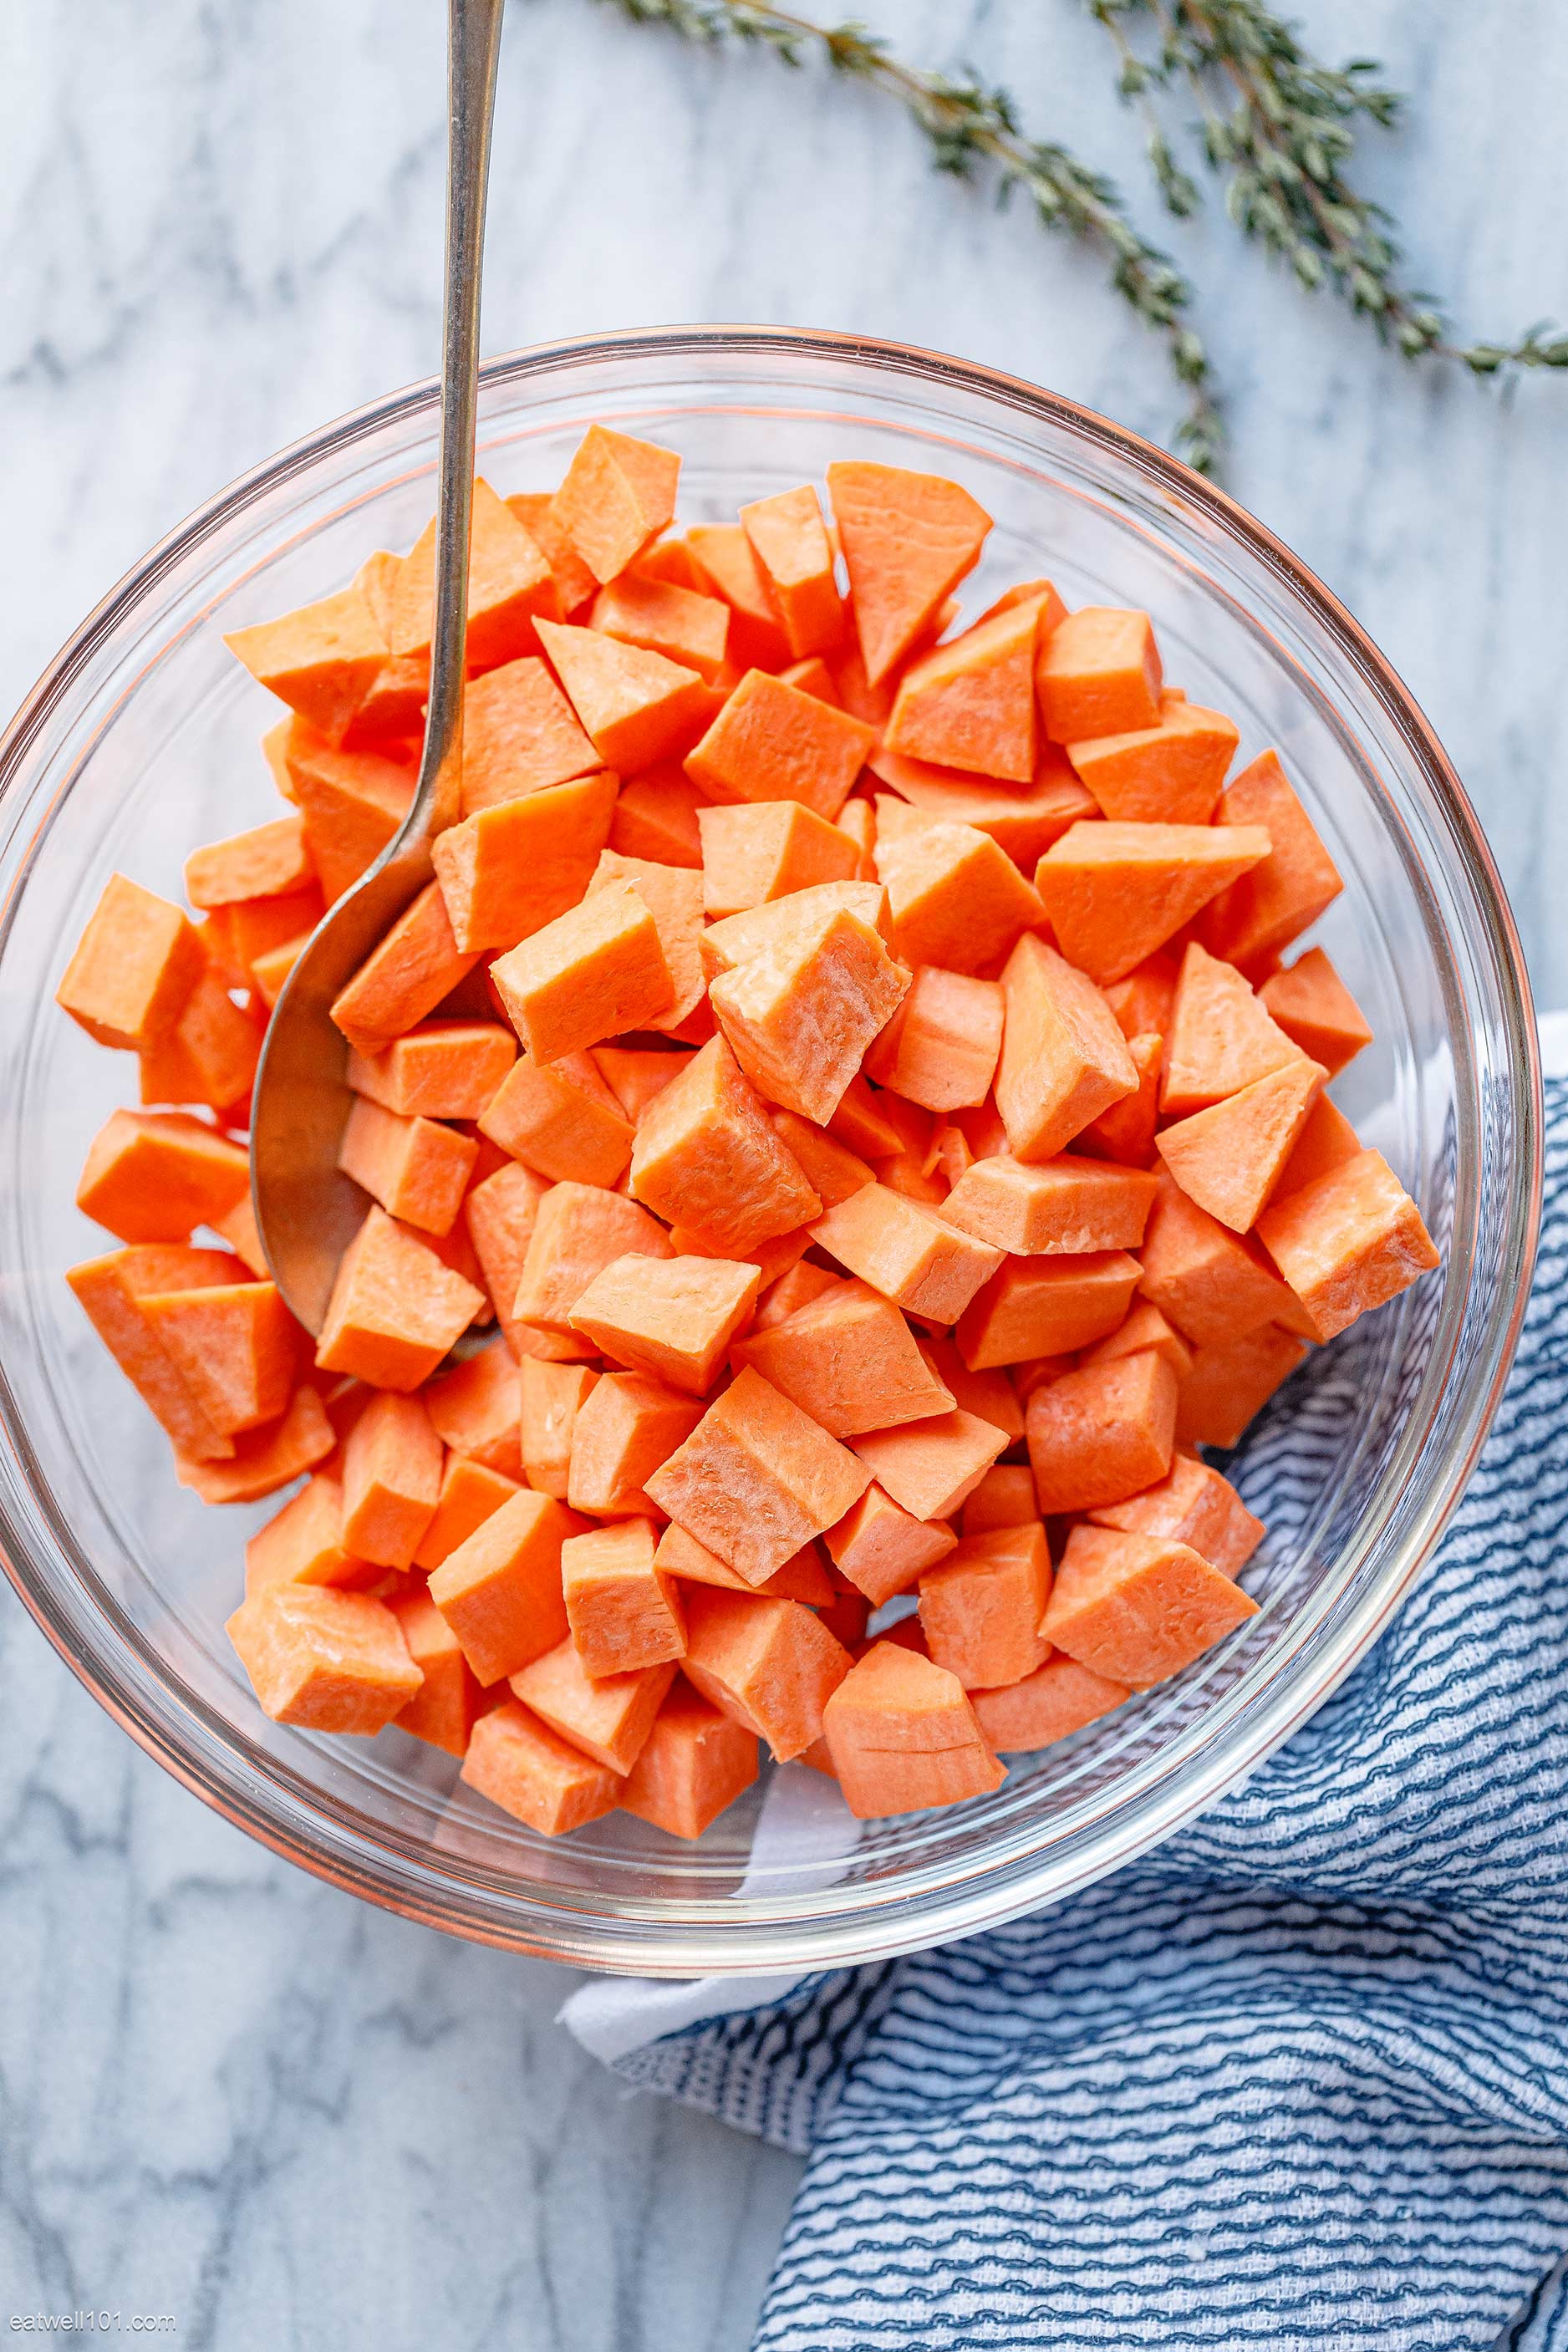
[2,0,1565,2342]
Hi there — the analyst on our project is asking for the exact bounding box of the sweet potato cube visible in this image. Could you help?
[58,875,206,1051]
[1035,821,1273,987]
[1067,692,1237,824]
[810,1184,1001,1324]
[971,1655,1129,1754]
[942,1153,1158,1256]
[609,764,707,869]
[1042,1524,1258,1688]
[224,583,388,743]
[512,1181,671,1334]
[1090,1452,1264,1576]
[388,1583,484,1757]
[392,478,561,670]
[434,768,619,952]
[1161,941,1306,1116]
[738,483,845,659]
[700,879,892,980]
[330,881,478,1056]
[1138,1180,1307,1347]
[227,1583,422,1734]
[244,1474,364,1596]
[1259,948,1372,1077]
[490,878,674,1063]
[849,1408,1005,1524]
[1080,1298,1194,1379]
[1078,1031,1162,1170]
[1255,1147,1438,1341]
[823,1481,957,1606]
[592,1045,695,1125]
[822,1642,1005,1817]
[955,1249,1142,1369]
[709,901,909,1126]
[1202,751,1343,970]
[752,1259,844,1331]
[733,1280,954,1438]
[686,669,874,823]
[1026,1349,1178,1514]
[283,727,415,902]
[537,619,711,772]
[919,1520,1051,1690]
[1158,1058,1326,1233]
[654,1523,834,1606]
[868,742,1094,869]
[960,1464,1039,1535]
[428,1487,582,1683]
[765,1114,873,1214]
[349,1020,516,1122]
[172,1384,335,1504]
[412,1455,522,1571]
[316,1205,484,1389]
[1106,950,1179,1044]
[521,1360,598,1499]
[1037,607,1162,742]
[455,654,601,814]
[619,1682,759,1839]
[461,1700,620,1835]
[338,1096,477,1236]
[587,849,706,1035]
[185,815,315,910]
[68,1242,249,1458]
[341,1389,443,1567]
[562,1517,686,1678]
[876,817,1044,975]
[553,425,680,584]
[512,1639,675,1774]
[423,1336,522,1478]
[629,1036,821,1252]
[697,802,860,921]
[138,1279,297,1438]
[884,596,1044,782]
[680,1587,853,1761]
[917,1332,1026,1441]
[75,1110,250,1245]
[826,461,991,685]
[1271,1092,1362,1203]
[462,1162,559,1358]
[591,573,731,683]
[478,1049,634,1188]
[685,523,792,670]
[644,1367,870,1583]
[570,1251,760,1393]
[1175,1326,1307,1449]
[507,490,599,616]
[863,967,1003,1114]
[568,1371,705,1517]
[135,965,262,1116]
[996,934,1137,1163]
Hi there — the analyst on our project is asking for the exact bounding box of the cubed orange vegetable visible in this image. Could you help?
[570,1251,759,1394]
[244,1473,365,1596]
[316,1204,484,1389]
[1202,751,1343,971]
[645,1366,870,1582]
[619,1680,759,1839]
[919,1520,1051,1690]
[489,878,674,1063]
[876,817,1045,974]
[330,880,478,1056]
[349,1019,516,1121]
[507,490,599,616]
[423,1336,522,1479]
[955,1248,1142,1369]
[733,1279,954,1437]
[552,426,680,584]
[629,1036,821,1252]
[537,619,711,772]
[392,479,561,670]
[827,461,990,685]
[608,763,708,869]
[185,815,316,910]
[1035,821,1273,987]
[58,875,206,1051]
[1080,1297,1194,1380]
[1066,693,1237,824]
[283,726,415,902]
[227,1582,422,1733]
[338,1096,478,1236]
[942,1152,1158,1256]
[1255,1148,1438,1341]
[1161,940,1306,1116]
[591,573,731,683]
[512,1180,671,1334]
[75,1109,250,1245]
[562,1517,686,1678]
[1271,1092,1362,1202]
[849,1408,1005,1524]
[172,1385,335,1504]
[685,523,792,670]
[461,1700,620,1835]
[412,1454,522,1571]
[1259,948,1372,1077]
[1174,1326,1308,1449]
[341,1389,443,1568]
[568,1370,705,1517]
[686,669,874,822]
[512,1637,676,1774]
[822,1641,1004,1817]
[1157,1057,1326,1233]
[680,1586,853,1762]
[224,585,387,743]
[738,484,845,659]
[810,1183,1002,1323]
[710,900,909,1126]
[697,801,860,921]
[388,1582,485,1756]
[521,1359,599,1499]
[428,1486,582,1683]
[1090,1452,1264,1576]
[995,934,1136,1163]
[863,966,1003,1113]
[1026,1349,1178,1513]
[1041,1525,1257,1688]
[434,768,619,952]
[868,744,1097,870]
[1037,608,1162,743]
[587,848,706,1036]
[1138,1179,1308,1347]
[884,595,1045,782]
[822,1481,956,1606]
[478,1049,635,1187]
[138,1278,298,1437]
[959,1464,1039,1535]
[970,1655,1129,1754]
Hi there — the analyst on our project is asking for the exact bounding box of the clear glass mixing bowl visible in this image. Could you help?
[0,328,1539,1974]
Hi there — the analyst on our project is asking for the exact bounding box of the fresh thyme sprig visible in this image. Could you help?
[1092,0,1568,381]
[593,0,1226,471]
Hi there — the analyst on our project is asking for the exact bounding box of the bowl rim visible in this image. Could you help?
[0,322,1543,1973]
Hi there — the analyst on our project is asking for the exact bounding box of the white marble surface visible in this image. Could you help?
[2,0,1565,2341]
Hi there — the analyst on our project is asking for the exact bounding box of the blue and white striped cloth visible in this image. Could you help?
[563,1041,1568,2350]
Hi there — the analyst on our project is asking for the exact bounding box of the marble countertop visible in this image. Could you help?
[2,0,1564,2340]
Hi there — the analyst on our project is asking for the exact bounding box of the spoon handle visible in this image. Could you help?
[414,0,507,842]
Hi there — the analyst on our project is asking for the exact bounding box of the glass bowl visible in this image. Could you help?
[0,327,1539,1975]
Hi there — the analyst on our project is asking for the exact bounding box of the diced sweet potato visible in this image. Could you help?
[490,878,674,1064]
[733,1279,954,1437]
[1175,1326,1307,1448]
[1041,1524,1257,1688]
[697,802,860,921]
[686,669,874,823]
[1138,1180,1307,1347]
[942,1153,1158,1256]
[552,426,680,583]
[1066,693,1237,824]
[685,523,792,670]
[423,1337,522,1479]
[809,1182,1001,1323]
[955,1249,1142,1369]
[567,1370,705,1516]
[316,1205,484,1389]
[826,461,991,684]
[338,1096,478,1236]
[513,1637,677,1774]
[618,1680,759,1839]
[1271,1093,1362,1203]
[461,1700,620,1835]
[520,1360,598,1500]
[1090,1451,1264,1576]
[995,934,1136,1163]
[629,1036,821,1252]
[586,849,706,1036]
[868,743,1095,869]
[571,1250,759,1393]
[710,900,909,1125]
[863,967,1003,1113]
[959,1464,1038,1535]
[512,1180,671,1333]
[562,1517,686,1678]
[392,479,561,670]
[224,586,387,743]
[970,1655,1129,1754]
[645,1366,870,1582]
[822,1641,1004,1817]
[389,1582,485,1756]
[412,1454,522,1571]
[1202,751,1343,970]
[1157,1058,1326,1233]
[884,597,1045,782]
[138,1279,298,1437]
[919,1520,1051,1690]
[592,573,731,683]
[244,1474,365,1596]
[283,726,415,902]
[428,1487,583,1683]
[1035,821,1273,987]
[172,1384,335,1504]
[507,491,599,617]
[75,1110,251,1245]
[185,815,316,910]
[330,881,478,1056]
[822,1481,957,1606]
[680,1586,853,1761]
[58,875,206,1051]
[609,764,708,869]
[1077,1029,1162,1171]
[478,1049,634,1188]
[1106,949,1179,1043]
[227,1581,422,1733]
[1255,1148,1438,1341]
[876,817,1044,975]
[1259,949,1372,1077]
[1036,607,1161,742]
[1026,1349,1178,1513]
[1080,1298,1194,1379]
[537,619,711,772]
[341,1389,443,1567]
[68,1242,248,1457]
[654,1522,834,1606]
[349,1020,517,1121]
[738,484,845,659]
[1161,941,1306,1116]
[434,769,619,952]
[849,1408,1005,1524]
[462,1162,562,1359]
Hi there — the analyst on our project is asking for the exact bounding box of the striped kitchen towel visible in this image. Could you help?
[563,1038,1568,2351]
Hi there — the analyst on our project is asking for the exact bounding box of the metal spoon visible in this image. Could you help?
[249,0,506,1333]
